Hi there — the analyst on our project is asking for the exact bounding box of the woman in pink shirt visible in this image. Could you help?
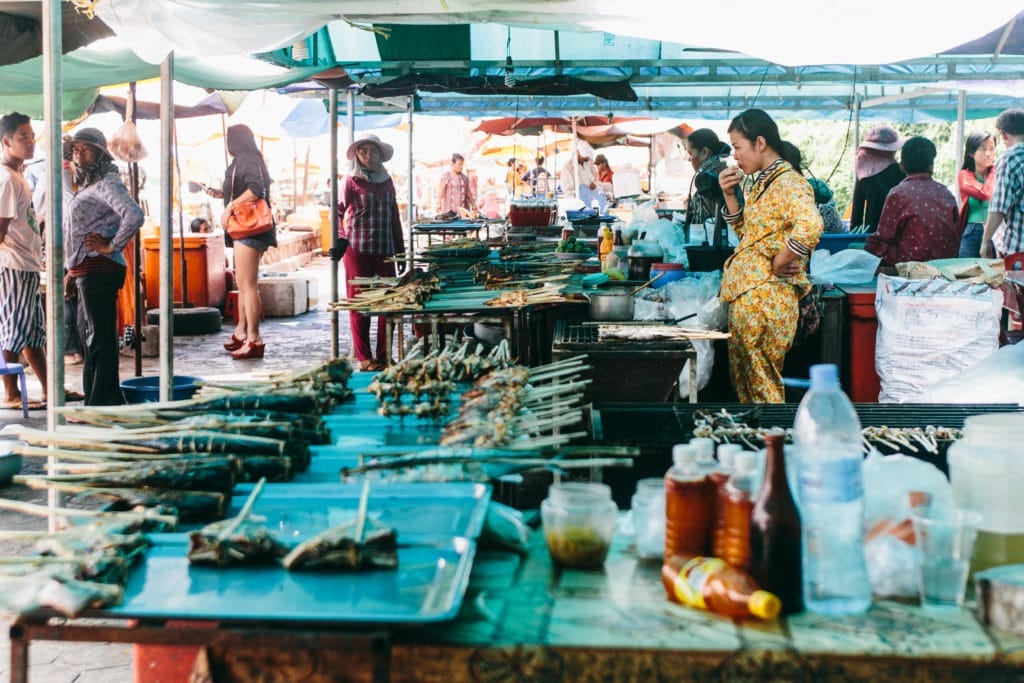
[956,131,997,257]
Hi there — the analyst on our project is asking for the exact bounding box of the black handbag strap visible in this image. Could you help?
[229,158,269,204]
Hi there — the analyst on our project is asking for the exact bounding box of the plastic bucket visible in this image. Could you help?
[650,262,686,288]
[120,375,201,403]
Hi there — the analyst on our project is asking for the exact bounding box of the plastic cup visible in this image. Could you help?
[912,510,982,610]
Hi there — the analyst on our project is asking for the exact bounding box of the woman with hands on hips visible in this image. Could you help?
[64,128,145,405]
[717,109,823,404]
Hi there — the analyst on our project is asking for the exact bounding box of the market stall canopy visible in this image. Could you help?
[86,92,245,119]
[312,73,637,103]
[278,98,406,138]
[474,117,652,136]
[0,1,113,67]
[93,0,1024,67]
[0,38,324,118]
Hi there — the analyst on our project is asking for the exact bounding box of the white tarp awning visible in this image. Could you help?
[95,0,1024,67]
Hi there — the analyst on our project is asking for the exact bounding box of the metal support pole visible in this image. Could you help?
[571,117,580,200]
[329,88,340,358]
[41,0,64,529]
[130,82,143,378]
[955,90,967,202]
[407,96,414,272]
[853,95,862,190]
[159,55,175,400]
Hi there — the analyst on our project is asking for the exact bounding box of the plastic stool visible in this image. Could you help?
[224,290,239,323]
[223,290,265,324]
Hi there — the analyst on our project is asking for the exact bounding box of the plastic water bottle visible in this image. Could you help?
[794,363,871,616]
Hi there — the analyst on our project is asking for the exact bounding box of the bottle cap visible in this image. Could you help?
[689,437,716,465]
[809,363,839,390]
[734,451,758,473]
[748,590,782,620]
[716,444,742,469]
[671,444,695,469]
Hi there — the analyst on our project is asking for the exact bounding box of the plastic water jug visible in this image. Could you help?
[948,413,1024,573]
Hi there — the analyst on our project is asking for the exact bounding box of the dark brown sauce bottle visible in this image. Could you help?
[749,433,803,614]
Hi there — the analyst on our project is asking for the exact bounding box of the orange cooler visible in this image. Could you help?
[142,233,227,309]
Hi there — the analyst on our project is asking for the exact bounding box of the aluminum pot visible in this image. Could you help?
[586,290,635,321]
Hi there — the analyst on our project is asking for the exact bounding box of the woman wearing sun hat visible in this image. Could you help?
[850,125,906,233]
[64,127,144,405]
[337,133,404,371]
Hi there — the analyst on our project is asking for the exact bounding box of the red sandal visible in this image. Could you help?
[223,333,245,351]
[231,340,265,360]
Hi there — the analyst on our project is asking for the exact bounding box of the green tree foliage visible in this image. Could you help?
[777,117,998,220]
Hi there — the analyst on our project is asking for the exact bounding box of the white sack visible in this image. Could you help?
[875,274,1003,403]
[920,340,1024,405]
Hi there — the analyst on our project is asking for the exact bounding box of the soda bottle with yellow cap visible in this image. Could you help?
[662,554,781,620]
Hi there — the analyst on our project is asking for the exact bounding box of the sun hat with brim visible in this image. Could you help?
[71,128,111,158]
[860,125,904,152]
[346,134,394,163]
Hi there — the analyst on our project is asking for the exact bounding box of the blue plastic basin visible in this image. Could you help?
[120,375,201,403]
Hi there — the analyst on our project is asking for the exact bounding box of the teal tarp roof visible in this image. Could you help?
[0,40,324,118]
[4,4,1024,121]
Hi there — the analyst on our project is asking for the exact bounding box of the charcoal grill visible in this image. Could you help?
[551,320,697,403]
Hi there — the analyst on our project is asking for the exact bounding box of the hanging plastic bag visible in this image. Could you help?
[109,119,148,162]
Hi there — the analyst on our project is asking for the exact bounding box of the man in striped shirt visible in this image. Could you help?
[982,109,1024,259]
[436,153,476,218]
[0,112,47,410]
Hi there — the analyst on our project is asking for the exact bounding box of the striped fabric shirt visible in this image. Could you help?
[338,175,404,256]
[64,169,144,270]
[437,171,473,214]
[990,142,1024,256]
[0,267,45,352]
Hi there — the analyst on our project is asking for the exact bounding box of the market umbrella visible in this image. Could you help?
[473,116,650,136]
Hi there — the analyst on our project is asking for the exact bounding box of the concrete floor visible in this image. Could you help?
[0,256,360,683]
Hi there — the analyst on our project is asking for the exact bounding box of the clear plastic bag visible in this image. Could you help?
[862,452,953,598]
[109,120,148,162]
[809,248,880,284]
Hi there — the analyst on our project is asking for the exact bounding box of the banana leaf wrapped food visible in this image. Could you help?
[282,517,398,572]
[188,519,289,567]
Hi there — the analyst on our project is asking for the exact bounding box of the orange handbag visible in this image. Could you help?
[225,164,274,240]
[226,197,273,239]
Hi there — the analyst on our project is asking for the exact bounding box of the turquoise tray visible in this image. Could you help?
[107,534,476,624]
[230,481,492,542]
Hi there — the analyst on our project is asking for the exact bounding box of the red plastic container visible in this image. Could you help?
[509,205,557,227]
[844,284,880,403]
[133,620,214,682]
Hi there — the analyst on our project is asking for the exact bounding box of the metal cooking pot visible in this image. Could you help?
[585,290,635,321]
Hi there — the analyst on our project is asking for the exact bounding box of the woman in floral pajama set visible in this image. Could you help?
[717,109,823,403]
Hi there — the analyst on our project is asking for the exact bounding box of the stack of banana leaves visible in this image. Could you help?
[0,500,176,617]
[7,359,354,523]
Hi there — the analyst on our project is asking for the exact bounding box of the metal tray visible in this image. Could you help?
[230,482,492,542]
[107,534,476,624]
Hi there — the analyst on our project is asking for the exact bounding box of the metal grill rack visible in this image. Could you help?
[551,321,697,403]
[591,402,1023,474]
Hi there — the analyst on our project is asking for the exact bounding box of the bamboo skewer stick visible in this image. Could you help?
[354,479,371,543]
[216,478,266,541]
[0,498,177,526]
